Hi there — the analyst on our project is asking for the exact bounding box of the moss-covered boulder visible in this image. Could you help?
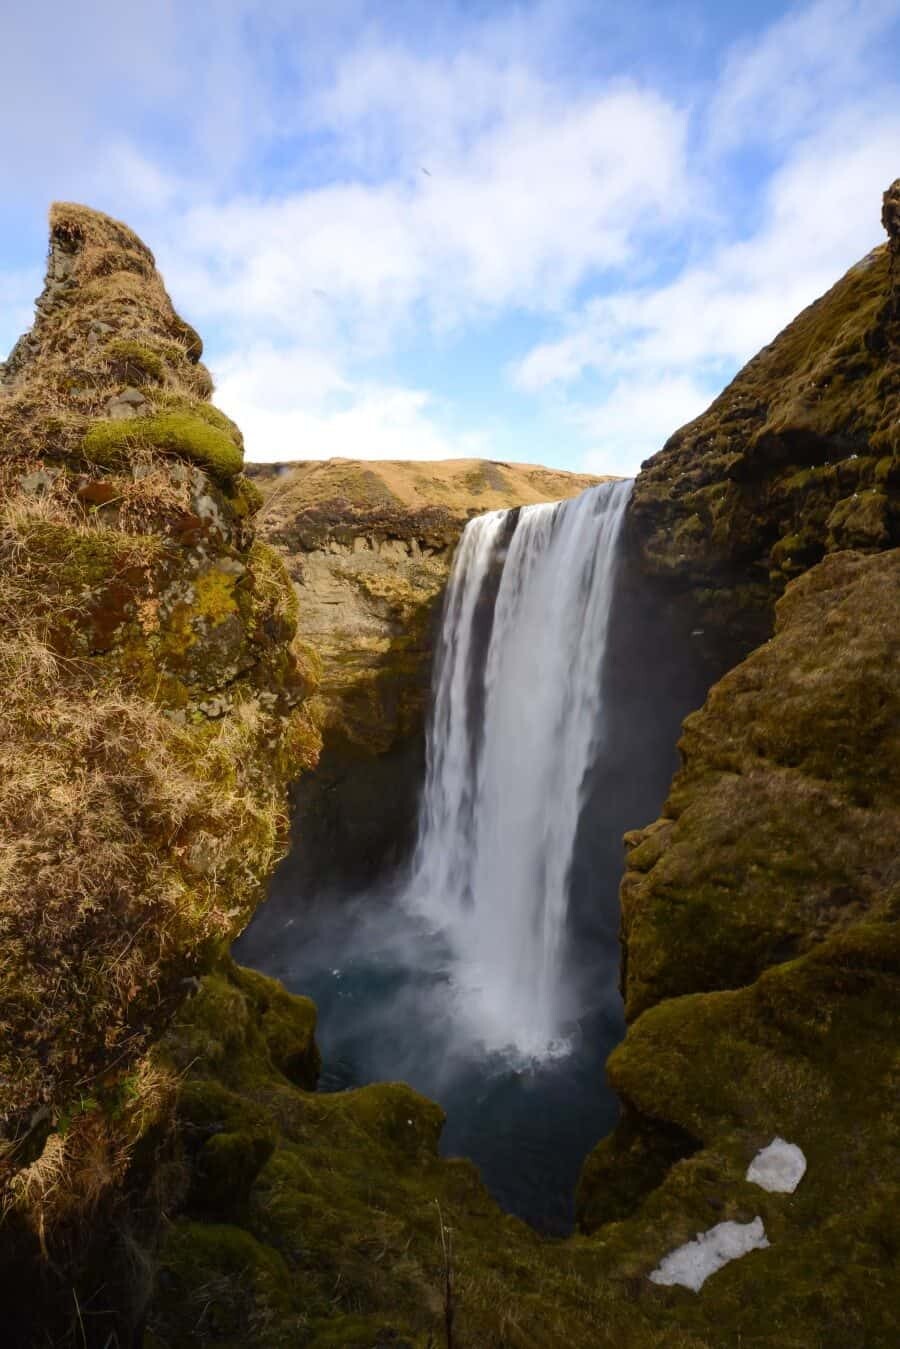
[619,548,899,1021]
[574,549,899,1344]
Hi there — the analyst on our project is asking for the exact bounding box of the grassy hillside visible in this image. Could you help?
[248,456,607,518]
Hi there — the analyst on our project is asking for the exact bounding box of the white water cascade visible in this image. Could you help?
[404,479,633,1060]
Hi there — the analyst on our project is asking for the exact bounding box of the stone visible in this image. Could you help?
[105,385,149,419]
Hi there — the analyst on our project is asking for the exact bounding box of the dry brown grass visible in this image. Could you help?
[249,456,611,521]
[3,1056,177,1243]
[0,562,295,1145]
[0,203,316,1281]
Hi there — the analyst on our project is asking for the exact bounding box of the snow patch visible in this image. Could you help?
[746,1137,807,1194]
[649,1218,769,1292]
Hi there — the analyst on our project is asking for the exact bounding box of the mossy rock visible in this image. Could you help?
[102,337,167,383]
[229,962,320,1089]
[82,411,243,480]
[153,1222,299,1346]
[190,1131,276,1217]
[620,549,900,1021]
[231,474,265,519]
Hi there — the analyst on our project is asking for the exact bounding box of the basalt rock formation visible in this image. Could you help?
[0,204,319,1342]
[248,457,602,889]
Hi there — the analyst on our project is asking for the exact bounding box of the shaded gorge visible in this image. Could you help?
[236,481,715,1233]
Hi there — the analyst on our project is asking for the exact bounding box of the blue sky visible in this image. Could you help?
[2,0,899,475]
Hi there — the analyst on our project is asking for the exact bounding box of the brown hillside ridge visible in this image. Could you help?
[630,177,900,657]
[0,203,319,1337]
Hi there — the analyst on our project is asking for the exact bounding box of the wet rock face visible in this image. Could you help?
[630,183,900,660]
[0,204,318,1251]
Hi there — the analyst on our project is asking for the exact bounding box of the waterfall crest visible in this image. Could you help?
[405,479,633,1059]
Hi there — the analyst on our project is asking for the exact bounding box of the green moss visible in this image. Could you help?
[102,337,166,382]
[229,963,320,1088]
[245,540,299,636]
[189,399,244,450]
[620,549,899,1020]
[194,567,239,624]
[231,474,265,519]
[154,1222,298,1346]
[191,1131,276,1217]
[82,411,243,480]
[826,489,890,548]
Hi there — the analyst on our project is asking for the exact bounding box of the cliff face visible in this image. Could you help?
[0,205,318,1338]
[150,187,898,1349]
[248,457,603,888]
[574,185,900,1342]
[630,192,899,658]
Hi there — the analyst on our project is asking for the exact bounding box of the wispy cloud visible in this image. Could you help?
[215,343,489,462]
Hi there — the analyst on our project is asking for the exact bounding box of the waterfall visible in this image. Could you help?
[404,479,633,1060]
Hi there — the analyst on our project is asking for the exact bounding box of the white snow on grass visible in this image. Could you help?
[649,1218,770,1292]
[746,1137,807,1193]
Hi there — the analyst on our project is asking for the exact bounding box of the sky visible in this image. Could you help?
[1,0,898,476]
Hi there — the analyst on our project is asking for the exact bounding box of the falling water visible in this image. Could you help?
[404,479,633,1060]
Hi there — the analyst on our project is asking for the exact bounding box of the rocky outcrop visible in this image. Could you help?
[574,185,900,1345]
[630,180,900,660]
[0,205,318,1343]
[249,457,603,887]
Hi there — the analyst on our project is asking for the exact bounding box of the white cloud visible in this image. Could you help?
[161,78,689,352]
[213,343,489,463]
[2,0,898,470]
[515,112,900,475]
[578,374,715,476]
[708,0,900,151]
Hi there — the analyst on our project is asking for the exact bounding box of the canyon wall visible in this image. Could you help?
[575,180,900,1345]
[247,457,602,890]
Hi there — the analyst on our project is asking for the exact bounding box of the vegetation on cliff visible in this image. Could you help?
[0,205,319,1338]
[574,187,900,1345]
